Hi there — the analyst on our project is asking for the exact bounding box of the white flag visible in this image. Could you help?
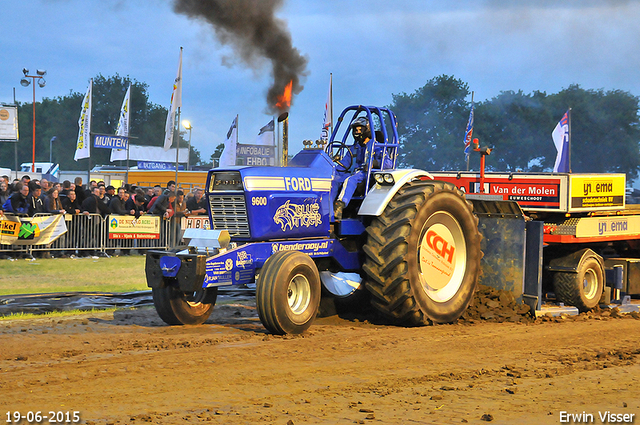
[321,73,332,142]
[74,79,92,161]
[163,47,183,151]
[255,119,275,146]
[110,84,131,162]
[552,111,570,173]
[219,116,238,167]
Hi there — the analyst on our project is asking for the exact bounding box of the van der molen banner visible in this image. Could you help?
[93,134,128,149]
[0,106,19,141]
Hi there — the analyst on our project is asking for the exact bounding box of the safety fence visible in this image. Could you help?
[0,213,178,257]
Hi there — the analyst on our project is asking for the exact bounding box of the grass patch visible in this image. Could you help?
[0,307,123,321]
[0,255,149,295]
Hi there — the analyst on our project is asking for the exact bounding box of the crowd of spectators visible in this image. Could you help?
[1,175,208,218]
[0,174,209,258]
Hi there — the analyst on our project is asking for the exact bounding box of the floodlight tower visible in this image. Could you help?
[20,68,47,173]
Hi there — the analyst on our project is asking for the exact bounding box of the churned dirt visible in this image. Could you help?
[1,299,639,425]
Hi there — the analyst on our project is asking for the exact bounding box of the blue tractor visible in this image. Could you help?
[145,105,482,334]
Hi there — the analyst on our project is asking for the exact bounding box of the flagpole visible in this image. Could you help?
[87,78,93,186]
[126,84,131,185]
[568,108,572,173]
[273,115,277,166]
[329,73,333,138]
[466,91,474,172]
[174,107,180,191]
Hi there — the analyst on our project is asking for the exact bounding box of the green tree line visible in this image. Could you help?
[390,75,640,180]
[3,73,639,180]
[0,74,204,172]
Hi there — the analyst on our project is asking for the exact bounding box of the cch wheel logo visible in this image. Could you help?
[419,223,457,290]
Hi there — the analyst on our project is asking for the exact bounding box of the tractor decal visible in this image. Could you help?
[273,200,322,231]
[271,240,330,254]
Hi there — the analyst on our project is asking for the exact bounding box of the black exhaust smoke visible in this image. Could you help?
[172,0,308,114]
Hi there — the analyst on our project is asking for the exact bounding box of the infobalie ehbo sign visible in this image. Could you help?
[93,134,128,149]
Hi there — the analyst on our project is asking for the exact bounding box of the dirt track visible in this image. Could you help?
[1,302,639,425]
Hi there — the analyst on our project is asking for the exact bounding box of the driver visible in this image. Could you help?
[334,116,392,220]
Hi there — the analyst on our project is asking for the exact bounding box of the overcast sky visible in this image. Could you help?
[2,0,640,162]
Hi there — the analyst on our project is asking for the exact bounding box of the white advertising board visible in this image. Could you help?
[0,106,18,141]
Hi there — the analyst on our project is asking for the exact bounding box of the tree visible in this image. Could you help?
[389,75,471,171]
[548,85,640,178]
[474,90,553,172]
[210,143,225,168]
[0,74,175,172]
[389,77,640,181]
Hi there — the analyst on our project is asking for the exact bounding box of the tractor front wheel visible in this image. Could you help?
[152,285,217,325]
[256,251,321,335]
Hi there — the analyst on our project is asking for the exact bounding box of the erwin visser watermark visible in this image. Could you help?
[559,411,635,423]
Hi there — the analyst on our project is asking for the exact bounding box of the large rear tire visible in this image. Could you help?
[554,255,604,312]
[152,285,217,325]
[256,251,321,335]
[363,180,482,325]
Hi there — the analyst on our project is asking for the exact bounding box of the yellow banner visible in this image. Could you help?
[569,174,625,209]
[0,214,67,245]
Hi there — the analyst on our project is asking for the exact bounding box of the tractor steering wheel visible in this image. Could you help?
[327,141,353,173]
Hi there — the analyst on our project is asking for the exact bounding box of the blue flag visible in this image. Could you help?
[463,104,474,157]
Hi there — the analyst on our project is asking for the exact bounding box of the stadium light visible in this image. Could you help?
[20,68,47,172]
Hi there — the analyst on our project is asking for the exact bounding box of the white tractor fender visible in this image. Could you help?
[358,169,434,216]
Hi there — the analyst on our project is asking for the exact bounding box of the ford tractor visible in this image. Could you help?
[145,105,483,334]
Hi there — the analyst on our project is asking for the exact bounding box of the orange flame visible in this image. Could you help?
[276,80,293,111]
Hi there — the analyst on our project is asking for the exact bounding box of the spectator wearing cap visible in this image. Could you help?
[104,185,116,204]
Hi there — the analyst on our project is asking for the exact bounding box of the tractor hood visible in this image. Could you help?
[206,149,335,241]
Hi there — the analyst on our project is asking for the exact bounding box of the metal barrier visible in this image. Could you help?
[0,213,177,257]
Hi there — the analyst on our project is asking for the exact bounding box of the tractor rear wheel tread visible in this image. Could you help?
[363,180,482,325]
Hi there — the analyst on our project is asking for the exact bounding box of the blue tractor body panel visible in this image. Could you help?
[196,238,361,288]
[206,149,335,242]
[150,105,401,292]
